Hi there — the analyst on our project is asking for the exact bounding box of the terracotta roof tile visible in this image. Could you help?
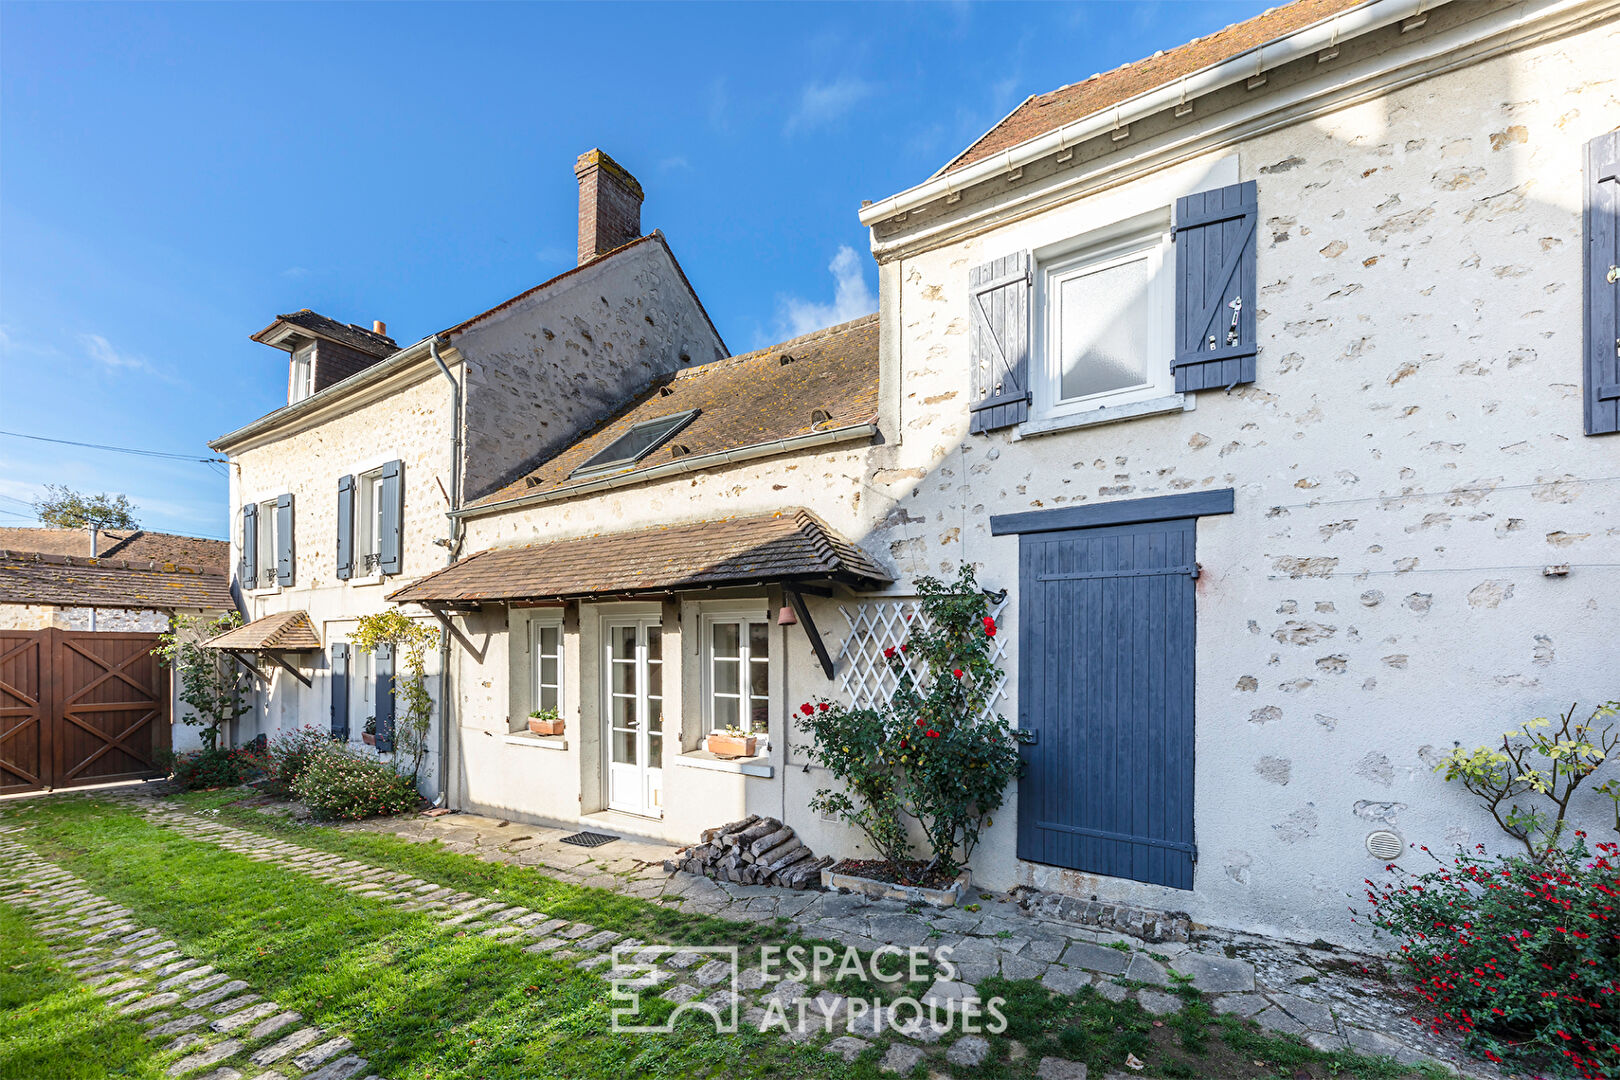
[0,527,228,570]
[0,550,234,611]
[388,509,892,605]
[943,0,1367,174]
[205,610,321,651]
[470,314,878,507]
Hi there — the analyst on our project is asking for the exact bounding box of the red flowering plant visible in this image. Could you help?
[797,564,1021,881]
[1356,837,1620,1078]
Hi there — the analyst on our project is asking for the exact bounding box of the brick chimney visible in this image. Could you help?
[574,149,644,265]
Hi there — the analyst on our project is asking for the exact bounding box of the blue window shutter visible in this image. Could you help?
[275,493,295,587]
[240,502,258,589]
[1173,180,1258,393]
[379,460,404,575]
[374,643,395,753]
[336,475,355,580]
[1586,129,1620,435]
[330,643,350,740]
[968,252,1032,433]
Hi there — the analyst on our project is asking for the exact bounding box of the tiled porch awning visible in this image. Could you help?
[203,610,322,651]
[387,509,893,605]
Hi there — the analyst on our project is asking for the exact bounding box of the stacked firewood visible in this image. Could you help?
[663,814,832,889]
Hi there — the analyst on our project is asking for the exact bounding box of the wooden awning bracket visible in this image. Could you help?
[785,586,835,679]
[262,650,313,688]
[425,604,488,663]
[225,650,273,686]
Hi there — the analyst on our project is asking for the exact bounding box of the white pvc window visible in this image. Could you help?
[290,344,315,403]
[254,499,278,590]
[706,617,770,734]
[355,468,385,576]
[1035,220,1173,419]
[530,619,563,713]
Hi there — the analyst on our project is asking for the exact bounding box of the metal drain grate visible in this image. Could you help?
[560,831,619,848]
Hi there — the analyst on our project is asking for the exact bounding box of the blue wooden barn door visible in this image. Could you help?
[1016,517,1197,889]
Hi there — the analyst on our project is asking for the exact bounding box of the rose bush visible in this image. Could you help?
[290,742,420,821]
[798,564,1021,880]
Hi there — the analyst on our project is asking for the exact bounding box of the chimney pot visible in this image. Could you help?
[373,320,387,336]
[574,149,644,266]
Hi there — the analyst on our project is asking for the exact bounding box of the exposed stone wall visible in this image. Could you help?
[444,19,1620,946]
[864,23,1620,942]
[0,604,170,632]
[456,239,727,501]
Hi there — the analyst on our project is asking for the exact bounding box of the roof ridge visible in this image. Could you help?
[0,548,225,576]
[671,312,877,382]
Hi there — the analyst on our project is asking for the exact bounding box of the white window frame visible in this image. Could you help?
[290,344,315,403]
[248,496,279,593]
[1032,215,1174,423]
[528,614,564,717]
[354,466,386,580]
[699,606,773,738]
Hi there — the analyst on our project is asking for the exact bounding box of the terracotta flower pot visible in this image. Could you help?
[706,732,757,758]
[362,733,376,746]
[528,717,565,737]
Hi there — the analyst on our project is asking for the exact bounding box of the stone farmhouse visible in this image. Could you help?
[209,0,1619,945]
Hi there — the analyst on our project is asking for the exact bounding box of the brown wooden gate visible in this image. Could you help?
[0,629,170,795]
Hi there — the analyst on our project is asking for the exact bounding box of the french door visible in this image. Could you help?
[604,620,663,817]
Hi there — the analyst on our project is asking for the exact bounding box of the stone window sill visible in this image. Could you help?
[503,732,568,751]
[674,749,774,778]
[1015,393,1191,440]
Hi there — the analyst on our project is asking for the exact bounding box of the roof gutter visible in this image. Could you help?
[453,422,879,520]
[857,0,1436,228]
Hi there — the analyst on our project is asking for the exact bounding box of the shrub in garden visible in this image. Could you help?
[263,725,336,792]
[163,744,267,790]
[799,564,1022,881]
[291,744,421,821]
[1358,838,1619,1078]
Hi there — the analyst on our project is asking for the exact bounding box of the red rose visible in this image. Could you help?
[800,703,814,716]
[953,668,963,678]
[926,730,939,738]
[882,646,896,659]
[817,702,830,713]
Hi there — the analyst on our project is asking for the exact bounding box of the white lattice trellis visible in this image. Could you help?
[834,594,1011,721]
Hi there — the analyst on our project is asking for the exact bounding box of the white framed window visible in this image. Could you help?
[253,498,278,590]
[355,467,385,577]
[1034,214,1173,421]
[290,344,315,403]
[704,615,771,735]
[529,617,563,714]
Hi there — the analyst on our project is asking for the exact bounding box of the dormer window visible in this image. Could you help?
[290,343,315,404]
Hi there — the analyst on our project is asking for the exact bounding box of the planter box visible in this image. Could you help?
[362,733,376,747]
[527,717,565,737]
[706,732,758,758]
[821,866,971,909]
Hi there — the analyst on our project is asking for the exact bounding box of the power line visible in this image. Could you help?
[1266,475,1620,514]
[0,429,224,464]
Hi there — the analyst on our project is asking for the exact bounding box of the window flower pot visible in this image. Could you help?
[528,716,565,737]
[706,731,757,758]
[362,733,376,747]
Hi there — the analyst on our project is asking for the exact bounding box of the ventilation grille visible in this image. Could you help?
[560,831,619,848]
[1365,830,1403,860]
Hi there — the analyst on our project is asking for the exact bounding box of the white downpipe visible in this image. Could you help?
[856,0,1435,228]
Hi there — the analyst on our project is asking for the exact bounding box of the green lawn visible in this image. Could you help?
[0,903,166,1080]
[0,795,1450,1080]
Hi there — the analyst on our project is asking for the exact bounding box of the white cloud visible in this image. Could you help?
[80,333,177,383]
[785,76,876,135]
[775,245,876,339]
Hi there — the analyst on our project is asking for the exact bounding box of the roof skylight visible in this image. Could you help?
[570,410,699,478]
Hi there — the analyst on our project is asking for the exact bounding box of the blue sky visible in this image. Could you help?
[0,1,1268,539]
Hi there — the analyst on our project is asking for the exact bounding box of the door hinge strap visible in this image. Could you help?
[1037,565,1199,582]
[1034,820,1197,855]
